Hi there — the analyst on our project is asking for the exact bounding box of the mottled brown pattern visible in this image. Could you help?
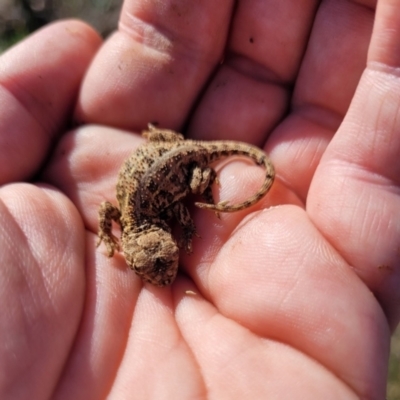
[97,124,275,287]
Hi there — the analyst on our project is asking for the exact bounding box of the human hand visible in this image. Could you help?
[1,0,399,399]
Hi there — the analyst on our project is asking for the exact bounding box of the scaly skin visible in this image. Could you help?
[97,124,275,286]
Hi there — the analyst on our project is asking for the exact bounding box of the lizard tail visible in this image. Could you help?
[194,142,275,212]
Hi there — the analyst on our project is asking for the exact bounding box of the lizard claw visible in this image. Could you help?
[97,234,120,257]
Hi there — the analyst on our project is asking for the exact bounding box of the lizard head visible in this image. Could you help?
[123,228,180,287]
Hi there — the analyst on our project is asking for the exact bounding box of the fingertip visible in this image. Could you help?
[0,19,102,184]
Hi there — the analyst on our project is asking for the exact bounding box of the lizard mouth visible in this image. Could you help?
[142,257,179,287]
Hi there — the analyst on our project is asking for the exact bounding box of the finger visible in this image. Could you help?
[0,20,101,184]
[174,279,359,399]
[308,0,400,328]
[52,235,141,399]
[367,0,400,66]
[0,184,85,399]
[189,0,318,144]
[76,0,235,130]
[270,1,375,201]
[182,206,389,399]
[106,285,204,399]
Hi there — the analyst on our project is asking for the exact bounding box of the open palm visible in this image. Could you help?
[1,1,399,399]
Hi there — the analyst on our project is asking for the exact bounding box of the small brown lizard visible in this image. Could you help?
[97,124,275,287]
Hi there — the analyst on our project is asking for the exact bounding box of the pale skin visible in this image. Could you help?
[0,1,399,399]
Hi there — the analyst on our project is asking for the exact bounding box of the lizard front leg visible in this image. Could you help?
[171,202,199,253]
[97,201,122,256]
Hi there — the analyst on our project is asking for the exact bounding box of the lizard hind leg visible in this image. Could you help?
[190,166,221,218]
[189,166,217,194]
[97,201,122,257]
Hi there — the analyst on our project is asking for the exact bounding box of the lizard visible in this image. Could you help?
[97,123,275,287]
